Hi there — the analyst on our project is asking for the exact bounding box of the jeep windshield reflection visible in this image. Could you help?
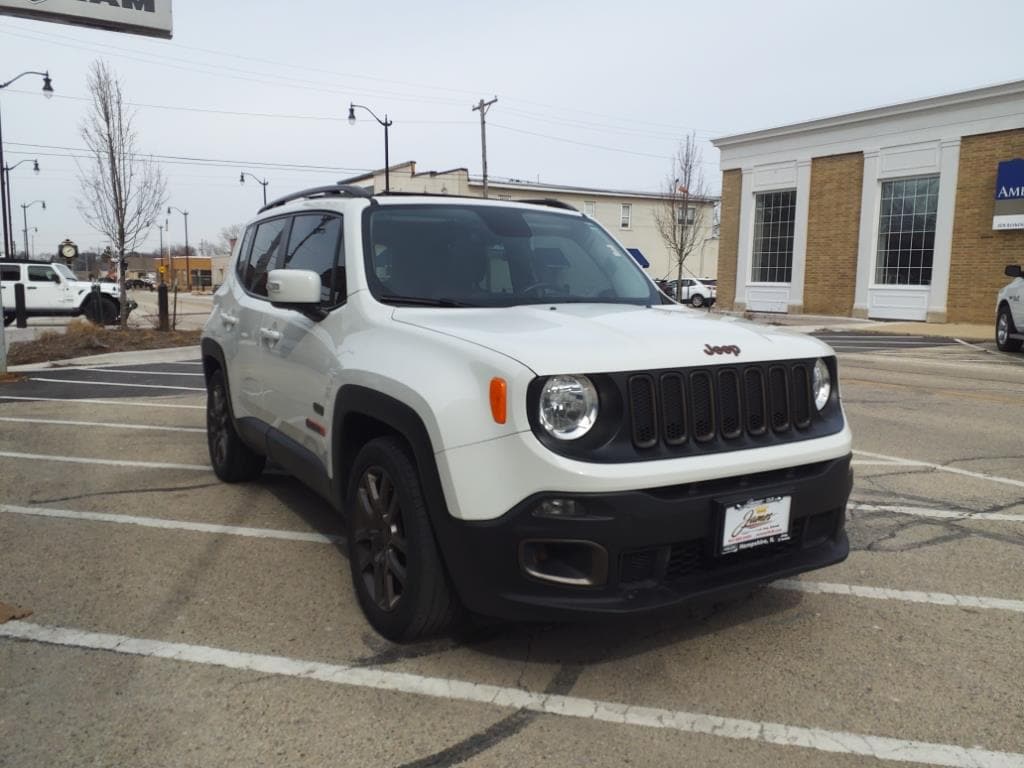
[365,204,662,307]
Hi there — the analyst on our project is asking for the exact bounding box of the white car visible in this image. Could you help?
[1,260,130,326]
[201,186,852,640]
[667,277,717,307]
[996,264,1023,353]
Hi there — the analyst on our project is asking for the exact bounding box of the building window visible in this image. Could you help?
[620,203,632,229]
[583,201,596,217]
[495,193,512,201]
[875,175,938,286]
[751,190,796,283]
[676,205,696,226]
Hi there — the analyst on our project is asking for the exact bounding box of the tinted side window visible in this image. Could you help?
[285,214,344,304]
[244,218,289,297]
[0,266,19,281]
[234,225,256,281]
[28,266,58,283]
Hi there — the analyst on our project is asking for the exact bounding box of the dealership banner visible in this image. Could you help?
[994,158,1024,230]
[0,0,172,39]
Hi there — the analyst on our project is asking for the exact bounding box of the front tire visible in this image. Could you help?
[690,293,705,308]
[347,436,460,641]
[996,305,1023,352]
[206,368,266,481]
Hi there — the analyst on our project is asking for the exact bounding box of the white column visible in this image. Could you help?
[787,159,812,313]
[927,138,961,322]
[733,168,754,310]
[853,151,880,318]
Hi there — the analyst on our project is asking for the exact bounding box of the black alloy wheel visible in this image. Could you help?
[206,368,265,481]
[346,436,460,641]
[352,465,408,612]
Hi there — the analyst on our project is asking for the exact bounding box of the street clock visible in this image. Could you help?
[59,239,78,261]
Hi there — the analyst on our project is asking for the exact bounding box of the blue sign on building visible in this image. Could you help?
[995,159,1024,200]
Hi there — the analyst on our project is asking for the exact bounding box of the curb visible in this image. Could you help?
[7,345,201,373]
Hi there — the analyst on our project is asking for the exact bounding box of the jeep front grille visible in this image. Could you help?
[628,362,815,451]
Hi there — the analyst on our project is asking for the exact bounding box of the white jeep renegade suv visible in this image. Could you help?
[996,263,1023,353]
[202,185,852,641]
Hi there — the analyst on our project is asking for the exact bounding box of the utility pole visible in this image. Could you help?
[472,96,498,199]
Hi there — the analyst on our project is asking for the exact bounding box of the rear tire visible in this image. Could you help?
[2,314,12,327]
[206,368,266,481]
[996,305,1023,352]
[690,293,705,308]
[347,436,460,641]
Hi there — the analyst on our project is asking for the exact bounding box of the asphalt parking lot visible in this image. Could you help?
[1,340,1022,767]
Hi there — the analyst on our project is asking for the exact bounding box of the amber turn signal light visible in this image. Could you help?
[489,377,507,424]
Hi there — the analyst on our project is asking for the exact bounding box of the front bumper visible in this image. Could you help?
[434,454,852,621]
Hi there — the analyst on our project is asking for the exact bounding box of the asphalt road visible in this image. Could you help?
[1,344,1022,767]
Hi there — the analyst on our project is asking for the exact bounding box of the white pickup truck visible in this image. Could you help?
[1,260,132,326]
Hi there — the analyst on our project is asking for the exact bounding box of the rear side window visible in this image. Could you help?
[0,266,18,282]
[285,213,345,305]
[243,218,289,297]
[234,225,256,281]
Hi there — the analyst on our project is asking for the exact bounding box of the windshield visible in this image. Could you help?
[53,263,77,281]
[364,204,661,307]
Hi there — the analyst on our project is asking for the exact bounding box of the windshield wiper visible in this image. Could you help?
[379,294,476,308]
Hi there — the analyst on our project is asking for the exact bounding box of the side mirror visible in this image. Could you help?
[1005,265,1023,278]
[267,269,321,304]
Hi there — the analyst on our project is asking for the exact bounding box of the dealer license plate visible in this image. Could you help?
[721,496,792,554]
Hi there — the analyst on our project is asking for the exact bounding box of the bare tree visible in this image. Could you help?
[654,133,711,301]
[219,223,243,252]
[77,60,167,327]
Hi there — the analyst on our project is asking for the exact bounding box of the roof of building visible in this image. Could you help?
[712,77,1024,148]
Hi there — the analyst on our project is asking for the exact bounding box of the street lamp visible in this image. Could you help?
[3,158,39,255]
[0,70,52,259]
[168,205,191,291]
[348,103,393,193]
[239,171,269,206]
[20,199,44,258]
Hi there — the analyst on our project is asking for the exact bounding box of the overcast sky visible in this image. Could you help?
[1,0,1022,256]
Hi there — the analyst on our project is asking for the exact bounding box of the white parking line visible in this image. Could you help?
[851,502,1024,524]
[852,449,1024,489]
[771,580,1024,614]
[59,367,205,377]
[0,417,204,434]
[1,621,1019,768]
[0,451,210,471]
[0,395,203,410]
[29,377,205,392]
[0,504,339,543]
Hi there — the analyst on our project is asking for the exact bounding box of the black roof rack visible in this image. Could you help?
[259,183,372,213]
[517,198,579,212]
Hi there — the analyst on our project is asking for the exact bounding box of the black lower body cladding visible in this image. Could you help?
[432,455,853,621]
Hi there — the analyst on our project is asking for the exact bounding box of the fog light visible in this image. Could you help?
[519,539,608,587]
[533,498,587,519]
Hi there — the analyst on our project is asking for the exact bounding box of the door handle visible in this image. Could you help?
[27,286,38,290]
[259,327,281,344]
[221,312,238,327]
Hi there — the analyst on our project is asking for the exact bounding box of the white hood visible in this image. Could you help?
[393,303,834,375]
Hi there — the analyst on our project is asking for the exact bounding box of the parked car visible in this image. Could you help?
[666,277,717,307]
[1,260,134,326]
[126,278,155,291]
[201,185,851,641]
[996,263,1023,352]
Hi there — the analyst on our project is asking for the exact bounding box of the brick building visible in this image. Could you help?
[713,80,1024,323]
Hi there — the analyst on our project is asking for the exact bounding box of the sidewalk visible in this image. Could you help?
[719,310,993,342]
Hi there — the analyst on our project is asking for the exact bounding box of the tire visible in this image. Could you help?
[347,436,461,641]
[690,293,705,308]
[84,296,119,325]
[206,368,266,481]
[2,314,12,327]
[996,305,1023,352]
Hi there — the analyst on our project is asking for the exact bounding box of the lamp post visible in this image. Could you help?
[20,199,44,258]
[0,70,52,259]
[348,103,392,193]
[3,158,39,256]
[239,171,269,206]
[168,205,190,291]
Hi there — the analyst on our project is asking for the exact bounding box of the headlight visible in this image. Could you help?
[812,358,831,411]
[539,375,599,440]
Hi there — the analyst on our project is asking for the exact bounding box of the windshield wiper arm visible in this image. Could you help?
[379,294,475,308]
